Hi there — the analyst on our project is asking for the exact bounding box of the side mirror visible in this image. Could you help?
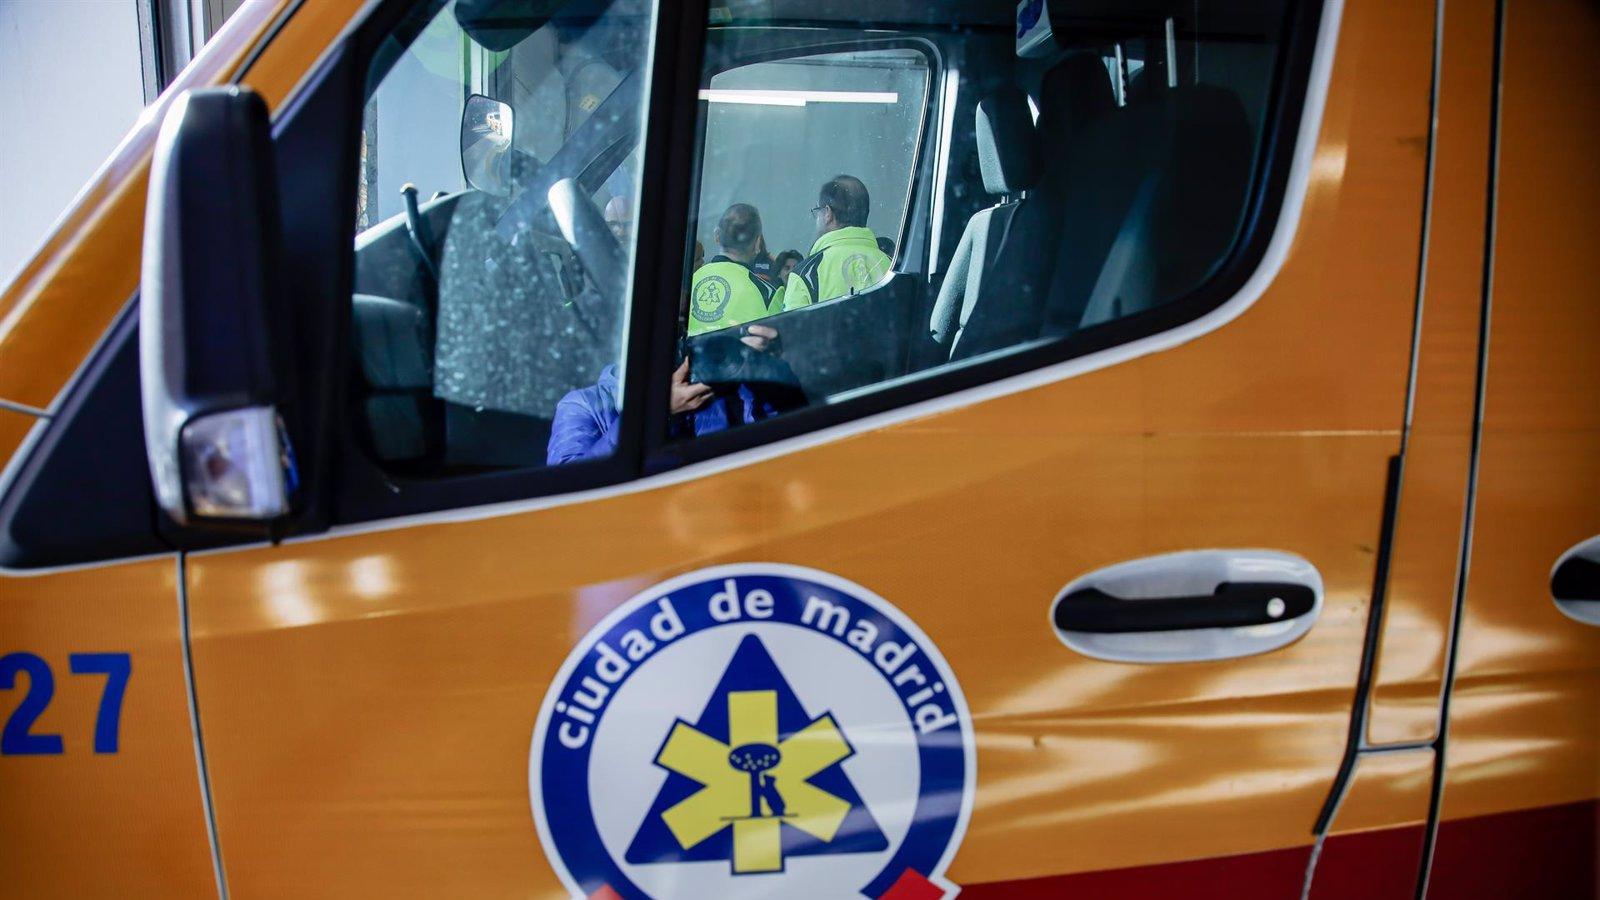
[460,93,516,196]
[141,87,296,527]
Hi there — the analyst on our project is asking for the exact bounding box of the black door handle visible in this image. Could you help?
[1053,581,1317,634]
[1552,554,1600,602]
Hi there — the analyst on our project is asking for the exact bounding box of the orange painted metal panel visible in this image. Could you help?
[0,4,369,897]
[1438,0,1600,834]
[0,407,40,471]
[0,558,215,896]
[181,0,1440,893]
[193,431,1394,896]
[1365,0,1497,746]
[1308,749,1433,899]
[1330,750,1434,835]
[1442,437,1600,818]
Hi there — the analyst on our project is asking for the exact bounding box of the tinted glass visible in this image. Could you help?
[694,49,929,284]
[352,0,655,474]
[669,0,1292,445]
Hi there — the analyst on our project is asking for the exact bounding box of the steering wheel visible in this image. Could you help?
[493,72,642,242]
[547,178,627,307]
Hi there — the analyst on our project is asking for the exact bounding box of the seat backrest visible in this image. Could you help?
[945,53,1117,361]
[928,85,1039,353]
[434,191,623,418]
[353,293,433,390]
[1127,84,1254,317]
[352,292,438,461]
[1043,83,1255,335]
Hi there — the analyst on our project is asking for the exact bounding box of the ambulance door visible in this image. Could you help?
[0,3,360,896]
[1423,0,1600,894]
[170,0,1442,896]
[0,313,220,896]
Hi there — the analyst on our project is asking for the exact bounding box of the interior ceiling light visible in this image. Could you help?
[698,89,900,107]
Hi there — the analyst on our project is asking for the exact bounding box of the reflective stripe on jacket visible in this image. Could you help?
[782,226,892,310]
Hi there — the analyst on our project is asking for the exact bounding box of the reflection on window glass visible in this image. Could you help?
[686,49,928,340]
[351,0,655,474]
[673,0,1292,446]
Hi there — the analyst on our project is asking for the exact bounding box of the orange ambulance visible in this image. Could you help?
[0,0,1596,896]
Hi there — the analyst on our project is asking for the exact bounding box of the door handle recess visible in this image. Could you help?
[1051,550,1324,664]
[1054,582,1317,634]
[1552,536,1600,626]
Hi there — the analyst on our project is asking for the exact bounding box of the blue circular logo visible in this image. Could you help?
[530,565,975,899]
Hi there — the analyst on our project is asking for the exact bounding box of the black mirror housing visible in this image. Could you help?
[141,86,296,527]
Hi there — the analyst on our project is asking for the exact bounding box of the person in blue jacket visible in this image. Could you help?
[546,336,781,465]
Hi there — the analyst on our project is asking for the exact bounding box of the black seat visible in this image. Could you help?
[954,59,1254,359]
[351,293,438,461]
[430,191,603,468]
[927,85,1039,355]
[940,54,1117,362]
[1039,83,1255,336]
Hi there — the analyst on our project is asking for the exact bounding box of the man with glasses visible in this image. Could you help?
[782,175,893,310]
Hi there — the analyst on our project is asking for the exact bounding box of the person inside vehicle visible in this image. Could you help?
[546,335,781,465]
[773,249,803,283]
[781,175,893,310]
[553,203,793,465]
[604,195,632,244]
[750,235,778,283]
[687,202,786,335]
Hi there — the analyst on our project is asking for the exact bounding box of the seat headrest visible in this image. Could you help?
[1037,52,1116,140]
[976,86,1040,196]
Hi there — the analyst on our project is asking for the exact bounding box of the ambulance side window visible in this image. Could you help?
[349,0,653,476]
[667,0,1296,455]
[688,47,930,320]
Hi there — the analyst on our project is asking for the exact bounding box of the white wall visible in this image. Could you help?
[367,10,470,227]
[0,0,147,287]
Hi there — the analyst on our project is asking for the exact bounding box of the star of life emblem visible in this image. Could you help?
[530,566,975,899]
